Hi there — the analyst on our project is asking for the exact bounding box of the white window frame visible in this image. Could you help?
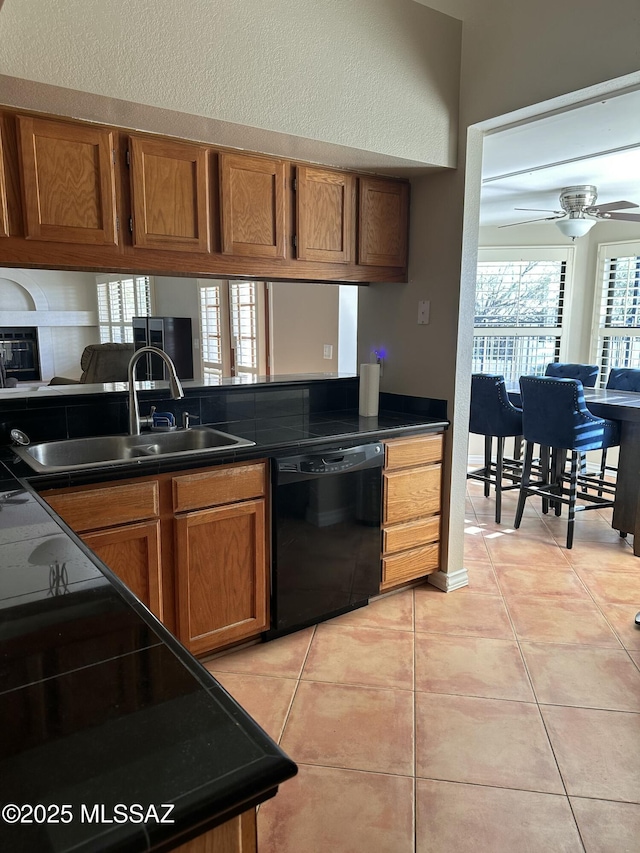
[198,280,267,381]
[590,239,640,382]
[96,274,154,343]
[473,246,575,382]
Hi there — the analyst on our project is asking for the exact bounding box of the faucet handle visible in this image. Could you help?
[182,411,199,430]
[139,405,156,430]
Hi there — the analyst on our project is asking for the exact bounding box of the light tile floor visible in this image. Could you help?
[205,481,640,852]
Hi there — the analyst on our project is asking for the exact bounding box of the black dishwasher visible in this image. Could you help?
[268,442,384,638]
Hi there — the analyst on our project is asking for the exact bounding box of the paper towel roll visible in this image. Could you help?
[359,363,380,417]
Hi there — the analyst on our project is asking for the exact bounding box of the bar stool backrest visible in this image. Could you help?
[519,376,609,451]
[544,362,599,387]
[469,374,522,438]
[606,367,640,392]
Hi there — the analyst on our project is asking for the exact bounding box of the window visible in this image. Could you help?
[592,241,640,381]
[96,274,153,342]
[199,280,267,381]
[473,248,572,382]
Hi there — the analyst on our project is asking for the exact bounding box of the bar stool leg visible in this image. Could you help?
[553,449,566,517]
[484,435,492,498]
[598,448,608,498]
[541,445,550,514]
[514,441,534,530]
[513,435,523,460]
[495,436,505,524]
[566,451,579,549]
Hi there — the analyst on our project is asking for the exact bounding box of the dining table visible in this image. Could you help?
[508,384,640,556]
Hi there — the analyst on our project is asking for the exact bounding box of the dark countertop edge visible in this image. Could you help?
[8,413,449,491]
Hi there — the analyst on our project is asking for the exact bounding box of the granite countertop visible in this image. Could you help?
[0,467,297,853]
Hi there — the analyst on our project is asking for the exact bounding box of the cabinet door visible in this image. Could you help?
[358,176,409,267]
[296,165,355,263]
[81,520,163,619]
[129,135,211,252]
[220,152,286,259]
[0,123,8,237]
[172,809,256,853]
[175,500,267,655]
[17,115,118,245]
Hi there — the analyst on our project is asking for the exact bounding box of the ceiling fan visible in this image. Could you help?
[502,185,640,239]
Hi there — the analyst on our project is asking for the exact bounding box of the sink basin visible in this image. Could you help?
[12,427,256,473]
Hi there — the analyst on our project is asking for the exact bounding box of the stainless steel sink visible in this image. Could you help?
[12,427,256,473]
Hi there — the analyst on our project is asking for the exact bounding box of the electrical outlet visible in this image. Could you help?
[323,344,333,359]
[418,300,430,325]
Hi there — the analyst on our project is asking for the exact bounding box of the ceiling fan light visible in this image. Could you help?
[555,217,597,239]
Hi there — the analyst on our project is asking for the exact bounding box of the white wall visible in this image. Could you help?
[270,283,340,374]
[153,276,203,382]
[0,0,461,171]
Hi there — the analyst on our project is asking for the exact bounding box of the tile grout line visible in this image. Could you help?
[472,489,640,847]
[276,623,318,746]
[480,503,590,850]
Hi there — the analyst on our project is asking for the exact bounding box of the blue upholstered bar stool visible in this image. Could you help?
[545,362,599,387]
[515,376,620,549]
[606,366,640,392]
[467,374,523,523]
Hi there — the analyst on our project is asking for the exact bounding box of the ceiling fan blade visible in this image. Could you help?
[589,200,639,214]
[499,216,564,228]
[514,207,563,213]
[605,211,640,221]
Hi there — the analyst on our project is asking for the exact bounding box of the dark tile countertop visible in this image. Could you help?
[0,408,447,852]
[0,469,297,853]
[6,409,448,492]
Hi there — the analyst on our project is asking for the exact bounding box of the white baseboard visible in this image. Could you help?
[428,567,469,592]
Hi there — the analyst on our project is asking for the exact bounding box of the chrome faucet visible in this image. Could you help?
[127,346,184,435]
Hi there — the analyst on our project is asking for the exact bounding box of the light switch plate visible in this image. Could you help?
[323,344,333,359]
[418,300,430,324]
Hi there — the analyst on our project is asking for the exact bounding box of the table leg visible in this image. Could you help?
[611,420,640,556]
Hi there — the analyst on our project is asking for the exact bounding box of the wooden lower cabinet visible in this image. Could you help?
[381,433,443,591]
[175,499,267,655]
[41,460,269,656]
[81,520,163,619]
[170,808,256,853]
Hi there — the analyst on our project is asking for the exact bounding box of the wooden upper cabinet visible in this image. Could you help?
[358,176,409,267]
[129,135,210,253]
[0,124,8,237]
[295,165,355,263]
[219,152,286,259]
[16,115,118,245]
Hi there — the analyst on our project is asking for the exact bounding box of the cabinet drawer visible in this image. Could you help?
[173,462,266,513]
[382,542,440,589]
[384,433,443,470]
[383,515,440,555]
[43,481,159,532]
[384,465,441,524]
